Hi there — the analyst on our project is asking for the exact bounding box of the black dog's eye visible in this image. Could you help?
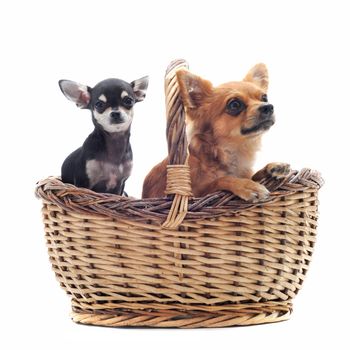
[122,96,134,108]
[227,98,245,116]
[95,100,106,112]
[261,94,268,102]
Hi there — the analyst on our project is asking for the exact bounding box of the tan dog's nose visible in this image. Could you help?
[258,104,274,118]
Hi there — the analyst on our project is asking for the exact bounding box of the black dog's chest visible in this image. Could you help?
[86,159,132,191]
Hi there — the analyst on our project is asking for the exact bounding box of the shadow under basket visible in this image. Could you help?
[35,60,323,328]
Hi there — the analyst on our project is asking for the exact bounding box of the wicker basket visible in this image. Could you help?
[35,59,323,328]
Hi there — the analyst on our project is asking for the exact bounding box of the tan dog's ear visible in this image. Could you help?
[176,70,213,108]
[243,63,269,91]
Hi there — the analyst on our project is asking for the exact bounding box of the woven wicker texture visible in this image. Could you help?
[35,59,323,328]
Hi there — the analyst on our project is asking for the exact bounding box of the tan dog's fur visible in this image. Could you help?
[142,64,289,200]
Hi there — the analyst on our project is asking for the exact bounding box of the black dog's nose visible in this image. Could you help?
[110,111,123,123]
[110,111,121,119]
[258,104,274,118]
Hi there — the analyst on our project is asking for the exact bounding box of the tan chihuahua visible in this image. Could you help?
[142,64,290,201]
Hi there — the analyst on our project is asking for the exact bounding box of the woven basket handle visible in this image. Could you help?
[164,59,189,165]
[162,59,192,229]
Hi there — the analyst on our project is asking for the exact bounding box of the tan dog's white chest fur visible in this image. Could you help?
[217,146,254,177]
[86,159,132,191]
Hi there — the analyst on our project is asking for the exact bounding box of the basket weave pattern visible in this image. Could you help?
[36,60,323,328]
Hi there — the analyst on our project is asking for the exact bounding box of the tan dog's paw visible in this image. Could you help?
[233,179,270,203]
[265,162,291,179]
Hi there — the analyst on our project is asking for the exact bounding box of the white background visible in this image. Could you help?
[1,0,349,349]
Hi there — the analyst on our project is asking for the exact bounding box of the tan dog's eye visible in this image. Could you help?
[226,98,246,116]
[261,94,268,102]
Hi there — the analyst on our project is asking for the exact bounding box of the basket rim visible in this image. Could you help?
[35,168,323,222]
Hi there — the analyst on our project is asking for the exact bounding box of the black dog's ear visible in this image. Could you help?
[130,76,149,102]
[58,80,91,108]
